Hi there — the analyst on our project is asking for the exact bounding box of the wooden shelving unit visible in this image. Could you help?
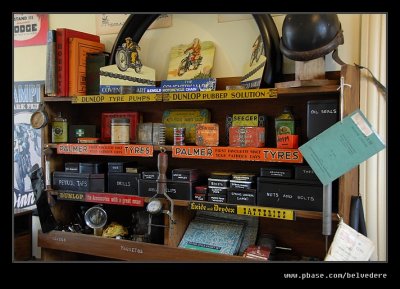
[39,67,359,261]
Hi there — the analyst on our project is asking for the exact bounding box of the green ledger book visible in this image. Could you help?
[299,109,385,185]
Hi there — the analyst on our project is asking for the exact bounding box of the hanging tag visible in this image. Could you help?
[325,219,375,261]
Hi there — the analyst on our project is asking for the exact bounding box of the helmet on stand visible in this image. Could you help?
[280,14,345,64]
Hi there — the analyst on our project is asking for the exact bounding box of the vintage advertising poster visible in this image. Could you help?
[14,14,48,47]
[96,14,130,35]
[13,81,44,209]
[167,38,215,80]
[96,14,172,35]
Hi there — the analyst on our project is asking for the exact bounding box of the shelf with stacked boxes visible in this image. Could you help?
[39,66,359,261]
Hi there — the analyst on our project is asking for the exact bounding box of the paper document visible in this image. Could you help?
[325,220,375,261]
[299,109,385,185]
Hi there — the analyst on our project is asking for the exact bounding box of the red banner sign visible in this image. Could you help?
[172,146,303,163]
[85,193,144,207]
[57,144,153,157]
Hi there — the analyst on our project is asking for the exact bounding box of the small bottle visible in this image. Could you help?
[111,118,130,144]
[52,112,68,143]
[275,106,295,144]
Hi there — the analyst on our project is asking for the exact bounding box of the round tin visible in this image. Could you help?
[173,127,185,146]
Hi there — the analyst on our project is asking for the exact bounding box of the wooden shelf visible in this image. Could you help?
[47,190,190,207]
[48,190,336,221]
[277,85,339,96]
[48,190,144,207]
[43,85,339,104]
[38,230,253,261]
[44,96,73,102]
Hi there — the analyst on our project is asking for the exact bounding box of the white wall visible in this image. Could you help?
[14,13,364,260]
[14,13,361,82]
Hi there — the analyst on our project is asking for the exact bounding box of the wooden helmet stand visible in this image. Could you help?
[275,57,338,88]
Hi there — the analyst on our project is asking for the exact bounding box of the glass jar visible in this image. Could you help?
[111,118,130,144]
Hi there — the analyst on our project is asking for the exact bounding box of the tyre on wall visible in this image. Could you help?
[110,14,282,87]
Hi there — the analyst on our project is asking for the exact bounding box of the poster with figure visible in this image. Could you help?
[13,81,44,209]
[167,38,215,80]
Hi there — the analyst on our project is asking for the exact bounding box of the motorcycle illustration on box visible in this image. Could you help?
[115,38,143,73]
[177,52,203,76]
[250,35,264,67]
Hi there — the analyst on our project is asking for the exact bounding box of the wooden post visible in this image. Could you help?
[338,64,360,223]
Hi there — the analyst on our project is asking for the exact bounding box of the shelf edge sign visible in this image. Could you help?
[172,146,303,163]
[14,14,48,47]
[57,144,153,157]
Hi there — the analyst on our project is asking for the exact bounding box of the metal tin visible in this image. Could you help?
[231,173,256,182]
[52,112,68,143]
[111,118,130,144]
[207,193,227,203]
[162,109,211,144]
[172,168,199,182]
[174,127,185,146]
[195,123,219,146]
[229,180,254,189]
[261,167,293,179]
[229,126,265,147]
[195,185,208,194]
[152,123,166,145]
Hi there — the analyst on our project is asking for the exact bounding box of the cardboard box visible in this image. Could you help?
[227,188,256,205]
[138,179,196,200]
[53,171,105,192]
[108,173,140,195]
[257,177,323,211]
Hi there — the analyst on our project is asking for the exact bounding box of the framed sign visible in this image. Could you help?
[14,14,48,47]
[96,14,172,35]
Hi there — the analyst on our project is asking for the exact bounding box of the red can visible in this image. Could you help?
[174,128,185,146]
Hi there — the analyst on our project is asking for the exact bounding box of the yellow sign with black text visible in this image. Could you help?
[188,202,295,221]
[72,94,162,104]
[237,205,295,220]
[163,88,277,102]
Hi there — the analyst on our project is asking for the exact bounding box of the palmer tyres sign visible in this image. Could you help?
[172,146,303,163]
[14,14,48,47]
